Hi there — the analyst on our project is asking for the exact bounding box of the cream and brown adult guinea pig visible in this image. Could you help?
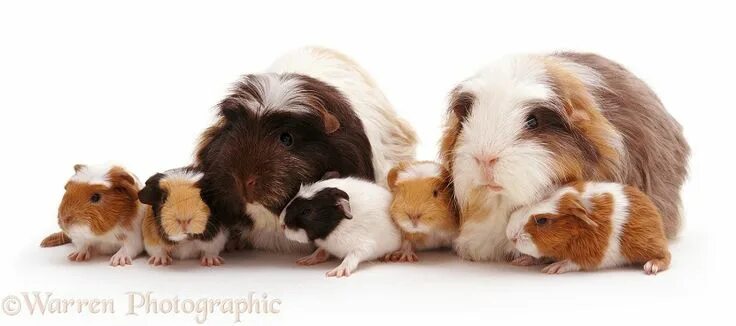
[385,161,458,262]
[194,46,416,255]
[506,181,671,275]
[440,52,690,262]
[45,164,145,266]
[138,168,229,267]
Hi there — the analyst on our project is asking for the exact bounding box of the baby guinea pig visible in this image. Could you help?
[279,172,401,277]
[385,161,458,262]
[138,168,229,267]
[54,164,145,266]
[506,181,671,275]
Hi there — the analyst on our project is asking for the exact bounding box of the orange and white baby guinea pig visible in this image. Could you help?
[138,168,229,267]
[386,161,459,262]
[506,181,671,275]
[52,164,145,266]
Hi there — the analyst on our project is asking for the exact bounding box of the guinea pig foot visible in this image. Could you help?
[109,252,133,267]
[326,265,352,278]
[297,248,330,266]
[511,254,545,267]
[643,259,667,275]
[385,249,419,263]
[148,255,172,266]
[67,250,92,262]
[200,255,224,267]
[541,260,580,274]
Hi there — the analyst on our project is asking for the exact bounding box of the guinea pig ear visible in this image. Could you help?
[108,168,139,201]
[138,173,166,205]
[449,88,475,121]
[320,111,340,134]
[561,194,598,228]
[386,165,402,192]
[327,188,352,219]
[73,164,86,173]
[321,171,340,180]
[219,97,244,122]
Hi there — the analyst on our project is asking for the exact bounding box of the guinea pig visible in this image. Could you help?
[439,52,689,262]
[138,168,229,267]
[279,173,401,277]
[51,164,145,266]
[385,161,458,262]
[506,181,671,275]
[194,46,416,254]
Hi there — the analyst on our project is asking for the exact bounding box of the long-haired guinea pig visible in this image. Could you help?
[138,168,229,267]
[506,181,671,275]
[440,52,689,262]
[385,161,458,262]
[193,46,416,255]
[279,172,401,277]
[42,164,145,266]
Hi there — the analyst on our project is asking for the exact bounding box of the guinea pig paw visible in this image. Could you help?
[511,254,544,267]
[326,266,352,278]
[109,253,133,267]
[200,256,224,267]
[148,255,172,266]
[386,249,418,263]
[541,260,579,274]
[297,249,330,266]
[643,259,667,275]
[68,250,91,262]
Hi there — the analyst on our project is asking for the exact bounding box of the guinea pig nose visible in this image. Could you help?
[246,176,257,188]
[474,154,499,167]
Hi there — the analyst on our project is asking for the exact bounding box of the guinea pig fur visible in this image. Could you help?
[138,168,229,267]
[506,182,671,275]
[385,161,458,262]
[194,46,416,254]
[440,52,689,262]
[279,176,401,277]
[55,164,145,266]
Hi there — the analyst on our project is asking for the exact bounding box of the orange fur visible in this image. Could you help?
[619,186,671,269]
[39,231,71,247]
[142,207,169,251]
[158,179,211,236]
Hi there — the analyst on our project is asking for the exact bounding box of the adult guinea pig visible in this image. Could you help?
[506,182,671,275]
[43,164,145,266]
[138,168,229,267]
[385,161,458,262]
[194,46,416,254]
[279,172,401,277]
[440,52,689,262]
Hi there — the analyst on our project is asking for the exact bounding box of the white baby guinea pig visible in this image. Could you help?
[279,172,401,277]
[53,164,145,266]
[506,181,671,275]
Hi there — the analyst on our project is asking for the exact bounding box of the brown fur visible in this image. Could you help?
[619,186,671,268]
[142,206,169,251]
[387,162,459,235]
[158,179,211,236]
[526,193,613,269]
[39,231,71,247]
[58,166,139,235]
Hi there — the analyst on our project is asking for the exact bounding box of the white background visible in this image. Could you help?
[0,1,732,325]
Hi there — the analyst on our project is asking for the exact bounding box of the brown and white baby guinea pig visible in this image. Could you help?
[138,167,229,267]
[506,181,671,275]
[45,164,145,266]
[385,161,458,262]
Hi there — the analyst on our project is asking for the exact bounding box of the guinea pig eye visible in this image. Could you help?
[432,189,439,198]
[301,208,313,216]
[279,132,294,147]
[535,217,548,226]
[90,193,101,203]
[524,115,539,130]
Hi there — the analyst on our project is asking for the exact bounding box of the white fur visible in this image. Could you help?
[66,203,145,264]
[395,162,441,184]
[69,164,114,187]
[280,177,402,275]
[162,168,204,183]
[506,182,632,269]
[244,202,313,254]
[451,55,558,261]
[268,47,416,186]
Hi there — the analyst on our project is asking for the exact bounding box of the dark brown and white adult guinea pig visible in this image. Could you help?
[506,181,671,275]
[194,47,417,254]
[43,164,145,266]
[138,168,229,267]
[440,53,689,262]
